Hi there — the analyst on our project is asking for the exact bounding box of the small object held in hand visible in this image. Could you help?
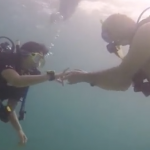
[55,68,70,86]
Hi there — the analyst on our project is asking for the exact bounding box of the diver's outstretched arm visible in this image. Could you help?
[86,23,150,90]
[65,23,150,91]
[2,69,50,87]
[1,69,67,87]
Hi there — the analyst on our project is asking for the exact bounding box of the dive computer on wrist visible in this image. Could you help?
[47,70,55,81]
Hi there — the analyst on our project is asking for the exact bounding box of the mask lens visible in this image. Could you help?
[31,53,45,68]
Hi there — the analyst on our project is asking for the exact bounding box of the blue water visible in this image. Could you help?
[1,0,150,150]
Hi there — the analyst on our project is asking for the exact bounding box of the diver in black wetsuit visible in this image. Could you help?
[0,37,67,145]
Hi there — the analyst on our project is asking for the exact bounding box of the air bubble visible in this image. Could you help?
[60,15,63,19]
[51,43,54,47]
[22,5,26,8]
[56,12,60,15]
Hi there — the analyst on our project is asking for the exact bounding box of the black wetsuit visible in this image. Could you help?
[0,53,40,102]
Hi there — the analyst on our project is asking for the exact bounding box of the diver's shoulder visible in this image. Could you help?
[132,22,150,43]
[136,22,150,35]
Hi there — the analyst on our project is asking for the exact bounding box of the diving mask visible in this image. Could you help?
[101,31,119,53]
[29,52,45,68]
[101,31,124,59]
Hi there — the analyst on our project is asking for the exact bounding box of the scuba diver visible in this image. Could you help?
[0,37,67,145]
[49,0,101,23]
[63,7,150,97]
[50,0,81,23]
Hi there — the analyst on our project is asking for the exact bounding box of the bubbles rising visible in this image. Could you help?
[47,11,64,56]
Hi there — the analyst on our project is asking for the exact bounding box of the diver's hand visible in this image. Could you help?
[55,68,69,86]
[17,129,27,146]
[63,69,88,84]
[56,78,64,86]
